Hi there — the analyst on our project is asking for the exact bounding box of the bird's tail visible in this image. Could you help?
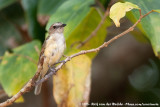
[34,76,42,95]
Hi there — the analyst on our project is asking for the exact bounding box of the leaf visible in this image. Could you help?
[130,30,149,43]
[38,0,66,15]
[21,0,45,41]
[128,59,159,91]
[0,0,17,10]
[66,8,111,58]
[53,55,91,106]
[0,16,20,56]
[109,2,140,27]
[0,3,24,56]
[46,0,94,39]
[0,41,40,100]
[124,0,160,57]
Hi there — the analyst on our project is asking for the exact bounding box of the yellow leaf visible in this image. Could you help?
[109,2,140,27]
[15,96,24,103]
[53,55,91,107]
[0,41,41,103]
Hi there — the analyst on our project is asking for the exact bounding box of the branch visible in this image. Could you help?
[95,0,105,12]
[0,10,154,107]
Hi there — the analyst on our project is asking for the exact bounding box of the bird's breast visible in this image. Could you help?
[44,33,66,61]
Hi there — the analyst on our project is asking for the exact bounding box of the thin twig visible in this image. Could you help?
[139,9,142,16]
[0,10,154,107]
[76,0,113,48]
[95,7,103,18]
[95,0,105,12]
[70,41,83,48]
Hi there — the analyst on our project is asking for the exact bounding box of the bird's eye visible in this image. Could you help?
[53,26,56,29]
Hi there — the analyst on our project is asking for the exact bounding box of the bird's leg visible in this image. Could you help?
[48,64,56,74]
[54,60,66,65]
[53,55,71,65]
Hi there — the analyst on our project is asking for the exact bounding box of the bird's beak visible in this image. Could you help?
[62,24,67,27]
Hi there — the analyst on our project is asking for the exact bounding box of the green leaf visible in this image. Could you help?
[109,2,140,27]
[46,0,94,39]
[0,0,17,10]
[0,3,24,56]
[53,55,91,106]
[38,0,66,15]
[124,0,160,57]
[0,41,40,98]
[22,0,45,41]
[128,59,159,91]
[66,8,111,58]
[0,16,20,56]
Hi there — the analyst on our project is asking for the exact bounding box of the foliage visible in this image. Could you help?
[109,2,140,27]
[0,0,160,106]
[53,55,91,106]
[124,0,160,57]
[0,41,40,102]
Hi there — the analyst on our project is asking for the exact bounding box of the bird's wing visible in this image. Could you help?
[38,36,50,67]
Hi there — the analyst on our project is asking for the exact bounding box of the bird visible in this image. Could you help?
[34,22,67,95]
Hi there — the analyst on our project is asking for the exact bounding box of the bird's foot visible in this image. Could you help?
[48,65,56,75]
[50,67,56,75]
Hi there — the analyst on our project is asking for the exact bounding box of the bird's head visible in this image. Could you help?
[49,22,66,34]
